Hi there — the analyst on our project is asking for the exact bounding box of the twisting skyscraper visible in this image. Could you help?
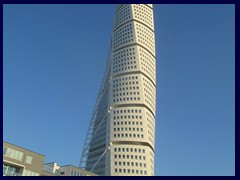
[80,4,156,176]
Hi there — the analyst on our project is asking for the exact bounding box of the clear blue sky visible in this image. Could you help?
[3,4,235,176]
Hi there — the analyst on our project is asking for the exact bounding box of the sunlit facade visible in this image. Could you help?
[80,4,156,176]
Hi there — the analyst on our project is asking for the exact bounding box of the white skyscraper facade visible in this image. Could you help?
[80,4,156,176]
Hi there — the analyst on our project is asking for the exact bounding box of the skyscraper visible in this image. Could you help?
[80,4,156,176]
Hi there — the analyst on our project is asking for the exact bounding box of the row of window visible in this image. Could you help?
[114,161,146,168]
[114,154,146,160]
[113,80,139,87]
[146,111,155,122]
[113,109,141,114]
[141,63,155,82]
[89,129,106,146]
[114,168,147,175]
[113,121,143,126]
[113,93,155,111]
[113,84,139,91]
[70,170,83,176]
[113,115,142,120]
[113,60,136,67]
[113,23,134,50]
[136,23,155,55]
[145,99,155,114]
[143,78,156,113]
[113,49,136,70]
[113,64,137,74]
[113,47,136,58]
[3,146,33,164]
[112,108,153,125]
[114,127,143,132]
[146,112,155,143]
[140,47,155,65]
[3,164,21,176]
[114,5,131,29]
[140,47,155,62]
[147,112,155,129]
[133,4,154,29]
[114,147,145,153]
[144,89,155,102]
[89,143,106,153]
[144,87,155,99]
[140,47,156,82]
[87,149,106,160]
[113,86,140,93]
[3,146,24,161]
[137,41,155,57]
[144,92,155,111]
[86,162,105,173]
[113,96,140,103]
[113,133,144,139]
[113,75,138,83]
[113,47,156,84]
[112,45,156,82]
[143,77,155,94]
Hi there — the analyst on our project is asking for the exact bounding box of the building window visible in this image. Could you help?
[26,156,33,164]
[3,146,7,155]
[14,151,23,161]
[23,170,39,176]
[4,147,23,161]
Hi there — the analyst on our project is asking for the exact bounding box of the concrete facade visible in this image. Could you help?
[81,4,156,176]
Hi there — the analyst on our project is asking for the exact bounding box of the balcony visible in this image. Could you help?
[3,169,22,176]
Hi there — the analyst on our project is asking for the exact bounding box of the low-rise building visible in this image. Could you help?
[3,141,97,176]
[42,162,97,176]
[3,141,45,176]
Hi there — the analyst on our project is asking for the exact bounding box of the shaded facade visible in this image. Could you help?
[80,4,156,176]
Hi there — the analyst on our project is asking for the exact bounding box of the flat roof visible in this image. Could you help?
[3,141,45,157]
[60,165,95,173]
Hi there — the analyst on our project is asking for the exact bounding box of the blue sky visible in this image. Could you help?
[3,4,235,176]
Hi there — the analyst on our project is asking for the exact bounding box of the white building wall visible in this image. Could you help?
[109,4,156,176]
[82,4,156,176]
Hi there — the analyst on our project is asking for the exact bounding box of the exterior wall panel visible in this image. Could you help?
[82,4,156,176]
